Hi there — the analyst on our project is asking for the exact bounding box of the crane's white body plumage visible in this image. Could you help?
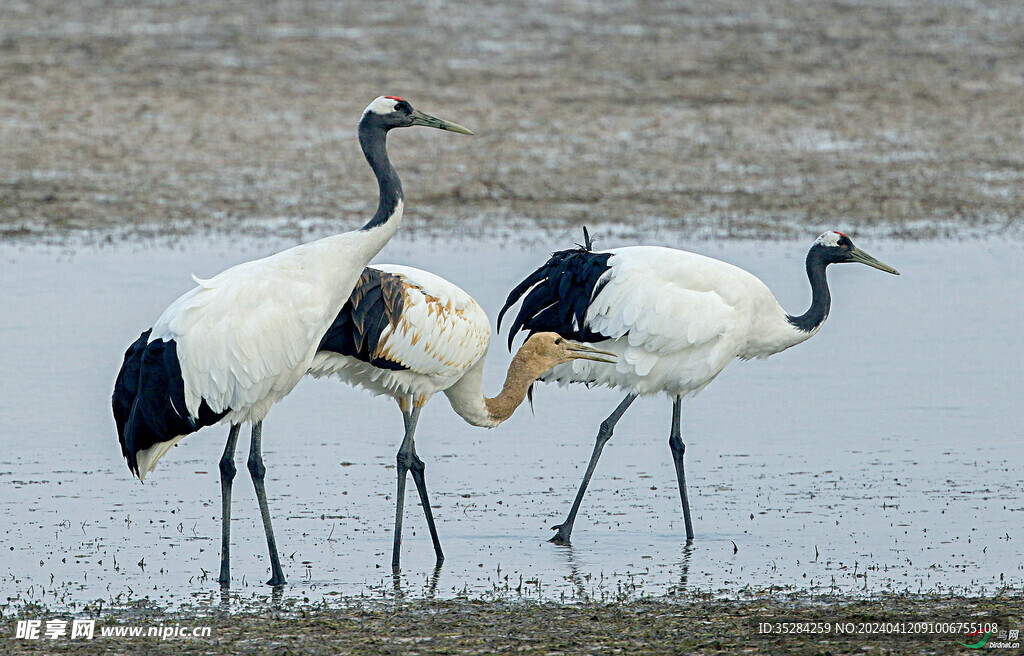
[136,204,403,478]
[309,264,493,415]
[540,246,816,397]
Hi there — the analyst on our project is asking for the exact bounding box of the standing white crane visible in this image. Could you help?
[498,230,899,544]
[112,96,472,586]
[307,264,616,569]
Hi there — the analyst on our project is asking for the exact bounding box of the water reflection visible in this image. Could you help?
[552,544,589,601]
[666,543,694,597]
[392,564,443,600]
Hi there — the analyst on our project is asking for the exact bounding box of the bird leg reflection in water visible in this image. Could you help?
[553,542,589,600]
[393,563,443,599]
[667,542,694,597]
[393,397,444,571]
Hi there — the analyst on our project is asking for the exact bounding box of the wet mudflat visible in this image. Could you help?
[1,231,1021,620]
[3,1,1024,241]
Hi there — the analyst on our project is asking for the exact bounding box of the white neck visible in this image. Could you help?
[741,301,820,360]
[442,357,500,428]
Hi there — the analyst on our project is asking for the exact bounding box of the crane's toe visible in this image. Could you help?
[548,524,573,545]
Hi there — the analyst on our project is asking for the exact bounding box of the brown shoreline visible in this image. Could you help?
[4,594,1023,655]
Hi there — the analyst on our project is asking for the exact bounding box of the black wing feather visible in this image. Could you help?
[319,267,409,371]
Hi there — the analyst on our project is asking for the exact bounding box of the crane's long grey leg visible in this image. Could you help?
[217,424,241,585]
[406,412,445,568]
[247,421,286,586]
[392,404,416,571]
[393,404,444,570]
[667,395,695,541]
[549,393,638,544]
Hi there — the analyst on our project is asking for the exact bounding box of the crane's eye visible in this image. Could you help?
[554,338,563,345]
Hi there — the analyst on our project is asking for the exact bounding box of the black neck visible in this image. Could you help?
[357,115,403,231]
[787,250,831,332]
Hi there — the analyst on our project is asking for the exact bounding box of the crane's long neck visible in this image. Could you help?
[787,252,831,333]
[482,352,544,426]
[443,350,546,429]
[358,118,404,234]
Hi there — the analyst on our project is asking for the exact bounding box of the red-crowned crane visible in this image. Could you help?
[307,264,616,569]
[112,97,472,586]
[498,230,899,544]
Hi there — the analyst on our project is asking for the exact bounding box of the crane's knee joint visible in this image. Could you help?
[597,420,616,442]
[247,456,266,480]
[219,457,236,481]
[410,454,425,474]
[668,434,685,455]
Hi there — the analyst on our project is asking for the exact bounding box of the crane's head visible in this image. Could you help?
[520,332,617,374]
[811,231,900,275]
[361,96,473,135]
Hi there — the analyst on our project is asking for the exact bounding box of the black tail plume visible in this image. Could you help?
[497,243,613,350]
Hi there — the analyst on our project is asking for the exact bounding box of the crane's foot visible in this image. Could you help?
[548,523,573,545]
[266,574,286,587]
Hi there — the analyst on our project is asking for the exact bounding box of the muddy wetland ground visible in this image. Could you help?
[2,1,1023,654]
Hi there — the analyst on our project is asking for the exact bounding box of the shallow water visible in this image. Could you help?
[0,232,1021,611]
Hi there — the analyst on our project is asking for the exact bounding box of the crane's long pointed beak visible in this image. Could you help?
[564,340,617,364]
[409,110,474,135]
[849,247,900,275]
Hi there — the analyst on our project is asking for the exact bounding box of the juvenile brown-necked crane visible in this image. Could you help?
[112,97,472,586]
[307,264,615,569]
[498,230,899,544]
